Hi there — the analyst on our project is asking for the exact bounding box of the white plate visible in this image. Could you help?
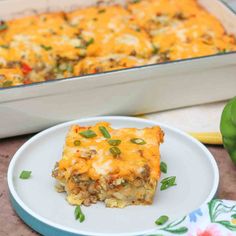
[7,116,219,236]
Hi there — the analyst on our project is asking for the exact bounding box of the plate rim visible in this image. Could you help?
[7,116,219,236]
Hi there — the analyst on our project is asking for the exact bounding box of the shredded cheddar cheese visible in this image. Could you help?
[57,122,163,181]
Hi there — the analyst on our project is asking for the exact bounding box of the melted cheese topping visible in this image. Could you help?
[0,0,236,87]
[128,0,236,60]
[58,122,164,181]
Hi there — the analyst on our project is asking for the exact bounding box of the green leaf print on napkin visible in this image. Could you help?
[159,216,188,234]
[208,199,236,231]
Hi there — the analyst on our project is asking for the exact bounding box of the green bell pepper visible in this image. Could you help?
[220,97,236,165]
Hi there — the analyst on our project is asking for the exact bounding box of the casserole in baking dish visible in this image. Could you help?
[0,0,236,138]
[0,0,236,88]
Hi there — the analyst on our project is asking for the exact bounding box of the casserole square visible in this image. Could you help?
[52,122,164,208]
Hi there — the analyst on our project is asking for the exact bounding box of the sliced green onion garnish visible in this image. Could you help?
[2,81,13,87]
[108,139,121,146]
[160,176,177,191]
[66,64,73,73]
[160,161,167,174]
[74,205,85,223]
[74,140,81,146]
[79,213,85,222]
[0,45,9,49]
[58,63,73,72]
[218,49,227,54]
[0,23,8,31]
[98,9,106,14]
[110,147,121,157]
[155,215,169,225]
[152,44,159,54]
[99,126,111,138]
[77,35,83,40]
[80,130,97,138]
[19,170,32,179]
[75,45,86,49]
[41,45,52,51]
[58,63,67,71]
[131,0,141,3]
[86,38,94,47]
[130,138,146,145]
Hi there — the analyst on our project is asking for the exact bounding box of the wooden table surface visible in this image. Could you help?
[0,135,236,235]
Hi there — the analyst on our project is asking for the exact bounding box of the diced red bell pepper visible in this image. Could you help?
[21,63,32,75]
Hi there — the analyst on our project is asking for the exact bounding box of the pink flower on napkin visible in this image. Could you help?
[196,224,222,236]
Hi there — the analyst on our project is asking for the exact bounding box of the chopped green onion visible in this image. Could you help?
[74,140,81,146]
[74,205,85,223]
[58,63,73,72]
[160,176,177,191]
[98,9,106,14]
[0,45,9,49]
[160,161,167,174]
[60,63,68,71]
[41,45,52,51]
[131,0,141,3]
[130,138,146,145]
[80,130,97,138]
[19,170,32,179]
[77,35,83,40]
[0,23,8,31]
[152,44,159,54]
[75,45,86,49]
[218,49,227,54]
[56,63,73,72]
[75,38,94,49]
[79,212,85,222]
[108,139,121,146]
[99,126,111,138]
[86,38,94,47]
[66,64,73,73]
[155,215,169,225]
[2,81,13,87]
[110,147,121,157]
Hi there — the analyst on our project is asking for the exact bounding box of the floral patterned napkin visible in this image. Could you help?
[146,199,236,236]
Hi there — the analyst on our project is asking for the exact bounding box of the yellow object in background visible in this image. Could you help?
[136,115,223,145]
[189,132,223,145]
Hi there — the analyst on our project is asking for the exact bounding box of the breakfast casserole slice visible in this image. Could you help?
[52,122,164,208]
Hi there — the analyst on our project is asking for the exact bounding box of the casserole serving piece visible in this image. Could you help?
[52,121,164,208]
[0,0,236,138]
